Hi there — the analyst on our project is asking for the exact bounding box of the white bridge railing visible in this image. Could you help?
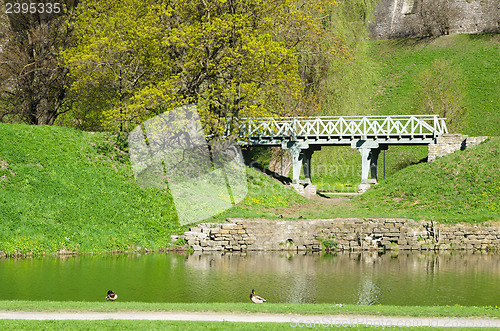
[238,115,448,141]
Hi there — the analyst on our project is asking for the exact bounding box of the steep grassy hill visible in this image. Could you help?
[0,123,304,255]
[0,124,182,255]
[370,33,499,136]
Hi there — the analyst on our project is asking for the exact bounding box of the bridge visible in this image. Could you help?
[235,115,448,191]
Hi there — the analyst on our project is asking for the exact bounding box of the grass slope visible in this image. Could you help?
[0,123,306,255]
[355,137,500,222]
[0,123,498,256]
[369,33,500,136]
[0,123,182,255]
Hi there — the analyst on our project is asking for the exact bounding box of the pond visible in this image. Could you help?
[0,251,498,306]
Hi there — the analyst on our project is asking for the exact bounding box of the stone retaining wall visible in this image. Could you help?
[370,0,500,39]
[182,218,500,252]
[428,134,488,162]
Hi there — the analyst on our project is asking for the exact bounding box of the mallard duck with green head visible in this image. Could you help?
[250,289,266,304]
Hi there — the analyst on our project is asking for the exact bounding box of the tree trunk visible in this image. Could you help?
[268,147,292,177]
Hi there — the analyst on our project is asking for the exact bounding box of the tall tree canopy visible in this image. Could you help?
[0,1,79,125]
[62,0,345,134]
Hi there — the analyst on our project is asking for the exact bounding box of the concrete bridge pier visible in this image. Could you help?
[283,141,321,186]
[352,141,388,189]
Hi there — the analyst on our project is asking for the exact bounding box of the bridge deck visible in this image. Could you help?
[238,115,447,146]
[234,115,448,190]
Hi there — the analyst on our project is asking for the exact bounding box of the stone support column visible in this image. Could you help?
[369,148,381,182]
[358,147,371,184]
[283,142,320,185]
[301,148,315,185]
[286,142,306,184]
[352,141,388,186]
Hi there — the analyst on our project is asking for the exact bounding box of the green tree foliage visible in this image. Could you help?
[62,0,345,134]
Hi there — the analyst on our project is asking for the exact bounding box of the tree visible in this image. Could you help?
[418,0,455,37]
[62,0,345,134]
[0,1,79,125]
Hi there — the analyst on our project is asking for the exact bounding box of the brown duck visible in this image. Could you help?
[250,289,266,304]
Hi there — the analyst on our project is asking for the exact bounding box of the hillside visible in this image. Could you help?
[354,137,500,223]
[0,123,304,255]
[309,33,500,189]
[0,124,181,255]
[0,123,498,255]
[369,33,499,136]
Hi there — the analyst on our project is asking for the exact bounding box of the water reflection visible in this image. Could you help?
[0,251,498,306]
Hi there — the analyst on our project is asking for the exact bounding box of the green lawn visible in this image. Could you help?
[0,300,498,318]
[0,301,498,330]
[0,320,476,330]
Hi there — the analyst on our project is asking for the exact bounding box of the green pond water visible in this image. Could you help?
[0,251,498,306]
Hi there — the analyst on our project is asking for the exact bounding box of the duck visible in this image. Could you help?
[250,289,266,304]
[106,290,118,301]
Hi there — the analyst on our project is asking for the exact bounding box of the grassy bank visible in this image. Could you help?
[0,123,182,256]
[0,301,498,318]
[1,301,498,330]
[0,320,477,330]
[355,137,499,222]
[0,122,498,255]
[0,123,308,255]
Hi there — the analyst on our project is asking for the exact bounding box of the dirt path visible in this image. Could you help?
[0,311,498,328]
